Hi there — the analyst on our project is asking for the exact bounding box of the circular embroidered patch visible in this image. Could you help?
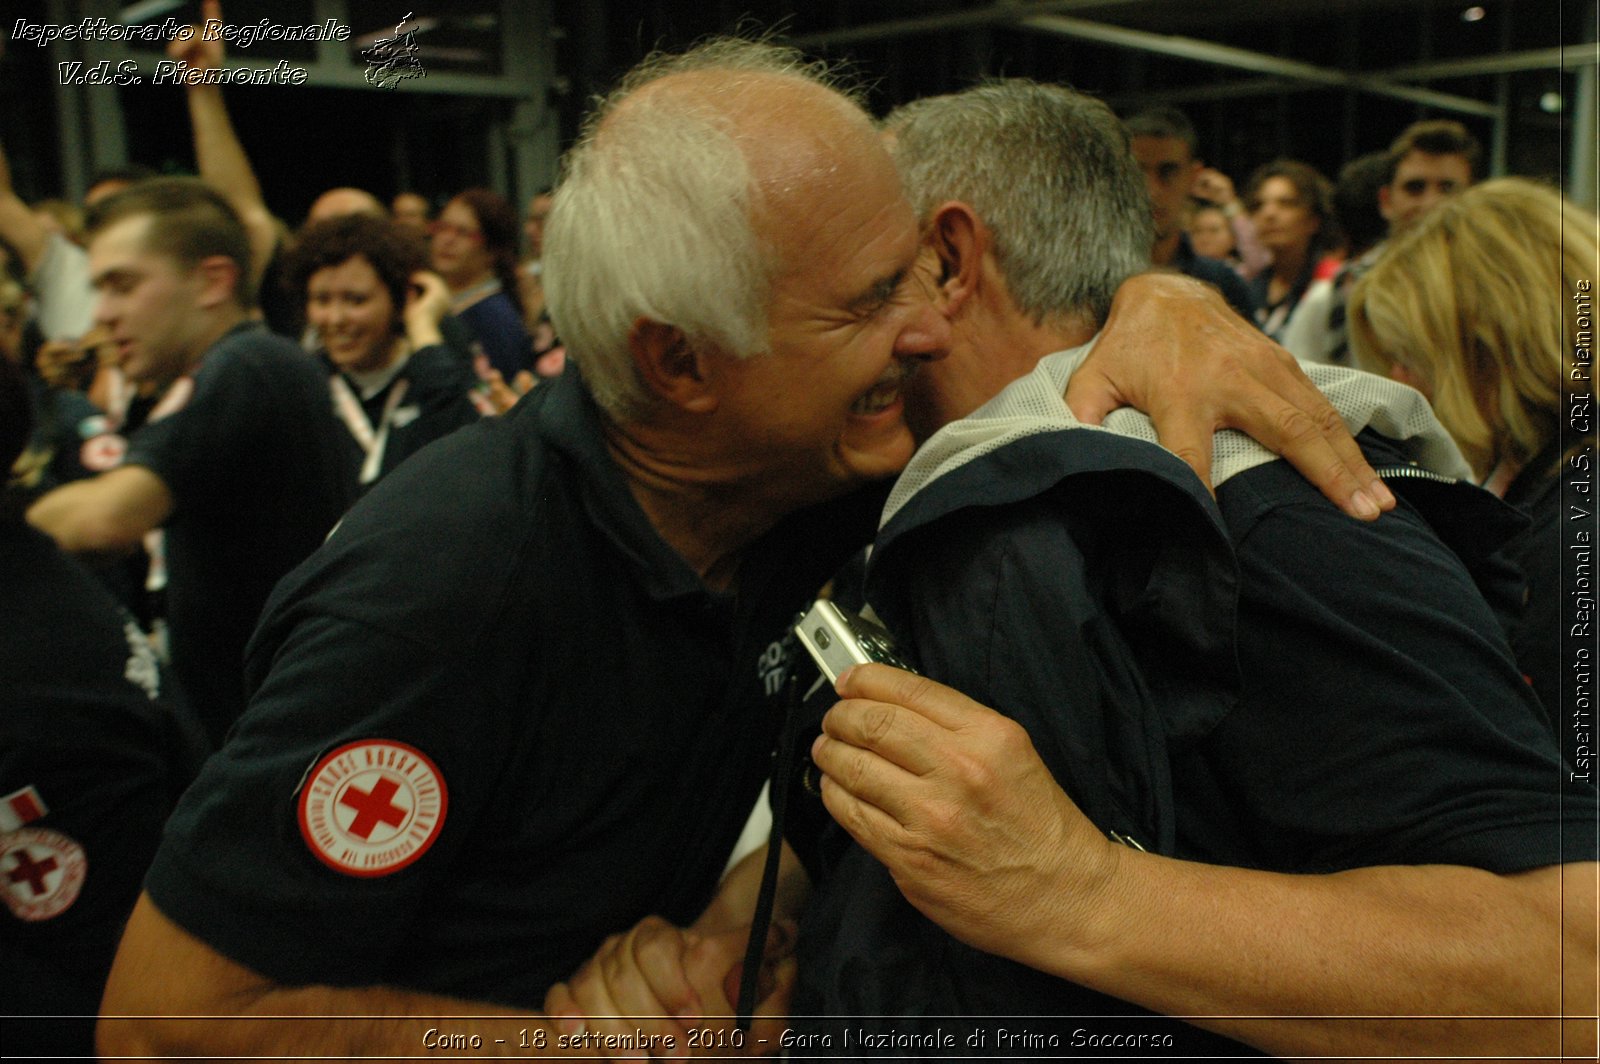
[1,827,87,922]
[297,740,447,878]
[79,433,128,472]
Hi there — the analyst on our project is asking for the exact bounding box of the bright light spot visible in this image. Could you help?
[1461,6,1487,21]
[1540,92,1564,113]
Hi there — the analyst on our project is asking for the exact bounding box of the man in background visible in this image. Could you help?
[1124,106,1256,319]
[26,179,350,746]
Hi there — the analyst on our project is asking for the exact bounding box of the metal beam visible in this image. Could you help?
[1105,77,1304,109]
[1572,60,1598,213]
[1381,44,1600,82]
[1020,14,1501,117]
[786,0,1149,49]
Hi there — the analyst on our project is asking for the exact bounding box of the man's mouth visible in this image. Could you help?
[850,365,916,416]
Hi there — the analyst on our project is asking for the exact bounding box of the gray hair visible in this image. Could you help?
[886,79,1151,327]
[543,39,858,419]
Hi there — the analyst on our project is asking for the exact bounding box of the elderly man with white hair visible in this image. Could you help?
[96,42,1382,1059]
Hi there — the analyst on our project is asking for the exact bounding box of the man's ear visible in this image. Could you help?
[192,255,242,311]
[1377,184,1395,223]
[627,319,719,414]
[926,200,986,316]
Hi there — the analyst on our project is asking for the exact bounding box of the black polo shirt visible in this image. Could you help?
[1,522,207,1058]
[124,322,352,746]
[143,365,881,1005]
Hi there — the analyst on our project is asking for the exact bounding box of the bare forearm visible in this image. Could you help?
[1230,212,1270,277]
[406,316,446,350]
[26,468,169,553]
[693,841,809,935]
[186,85,265,210]
[185,85,277,280]
[0,191,48,272]
[98,896,584,1058]
[99,988,559,1058]
[28,486,138,552]
[1030,855,1594,1059]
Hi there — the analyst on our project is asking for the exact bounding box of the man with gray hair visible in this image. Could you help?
[793,79,1595,1060]
[98,45,1387,1058]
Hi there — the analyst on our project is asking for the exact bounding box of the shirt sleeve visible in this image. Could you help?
[122,347,270,508]
[1209,486,1593,873]
[142,613,515,986]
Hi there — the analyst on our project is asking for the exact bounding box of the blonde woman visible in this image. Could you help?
[1348,176,1597,730]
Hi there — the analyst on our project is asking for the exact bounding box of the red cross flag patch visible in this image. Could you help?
[0,786,48,832]
[297,740,447,878]
[2,828,87,922]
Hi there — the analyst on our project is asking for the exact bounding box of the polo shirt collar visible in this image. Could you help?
[533,366,713,604]
[1169,231,1199,269]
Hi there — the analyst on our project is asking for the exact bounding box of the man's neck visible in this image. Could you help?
[447,269,496,299]
[1150,229,1181,267]
[967,286,1096,375]
[180,308,250,377]
[600,415,801,595]
[1271,247,1308,285]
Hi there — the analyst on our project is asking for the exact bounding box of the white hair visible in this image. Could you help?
[543,39,857,419]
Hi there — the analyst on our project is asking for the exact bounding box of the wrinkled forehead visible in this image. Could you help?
[759,128,912,275]
[651,69,906,251]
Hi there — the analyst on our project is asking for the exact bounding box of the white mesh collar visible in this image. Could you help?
[883,337,1471,528]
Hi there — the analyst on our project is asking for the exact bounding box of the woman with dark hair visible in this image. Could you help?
[286,215,479,493]
[1244,159,1336,351]
[430,187,534,381]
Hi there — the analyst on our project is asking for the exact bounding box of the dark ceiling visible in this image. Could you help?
[555,0,1592,183]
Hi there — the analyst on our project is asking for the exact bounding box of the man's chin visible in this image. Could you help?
[840,434,916,486]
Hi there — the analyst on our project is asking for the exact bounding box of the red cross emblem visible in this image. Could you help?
[1,828,86,922]
[340,778,407,839]
[8,851,58,895]
[297,739,447,878]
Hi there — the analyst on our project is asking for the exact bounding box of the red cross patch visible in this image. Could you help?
[1,828,87,922]
[296,740,447,878]
[79,432,128,472]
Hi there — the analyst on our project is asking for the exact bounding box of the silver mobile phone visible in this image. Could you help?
[793,599,914,684]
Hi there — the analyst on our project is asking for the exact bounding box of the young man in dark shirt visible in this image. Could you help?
[26,178,351,746]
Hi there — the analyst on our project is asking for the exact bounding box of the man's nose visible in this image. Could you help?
[894,299,951,363]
